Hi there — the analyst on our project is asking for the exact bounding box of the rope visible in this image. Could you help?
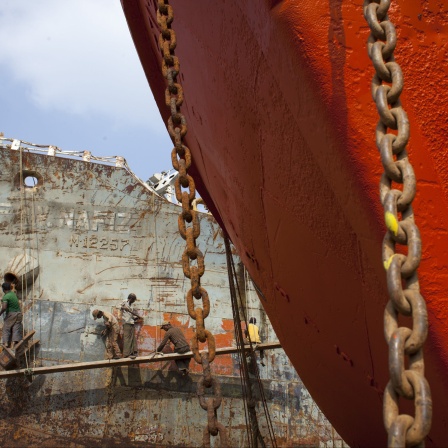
[152,192,162,354]
[30,176,39,369]
[232,241,278,446]
[225,237,261,447]
[230,255,277,448]
[233,280,253,447]
[18,147,31,372]
[24,367,34,377]
[229,269,253,446]
[244,266,269,367]
[15,146,42,374]
[224,235,278,448]
[244,268,251,331]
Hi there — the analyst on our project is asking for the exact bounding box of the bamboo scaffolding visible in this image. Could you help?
[0,342,281,378]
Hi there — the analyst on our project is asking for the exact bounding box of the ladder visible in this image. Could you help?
[0,330,40,370]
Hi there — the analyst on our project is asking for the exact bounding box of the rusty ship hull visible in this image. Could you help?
[0,144,345,447]
[122,1,448,446]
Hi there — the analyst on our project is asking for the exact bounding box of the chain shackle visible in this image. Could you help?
[363,0,432,445]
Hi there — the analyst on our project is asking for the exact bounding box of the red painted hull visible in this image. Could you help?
[122,1,448,446]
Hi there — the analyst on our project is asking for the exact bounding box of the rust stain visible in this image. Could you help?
[0,144,345,446]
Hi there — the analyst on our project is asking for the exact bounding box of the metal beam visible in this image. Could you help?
[0,342,281,378]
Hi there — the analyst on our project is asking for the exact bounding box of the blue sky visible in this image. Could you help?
[0,0,173,182]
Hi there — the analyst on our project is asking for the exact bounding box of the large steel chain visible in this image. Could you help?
[156,2,229,446]
[363,1,432,446]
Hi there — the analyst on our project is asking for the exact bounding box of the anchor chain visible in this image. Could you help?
[156,2,229,446]
[363,1,432,446]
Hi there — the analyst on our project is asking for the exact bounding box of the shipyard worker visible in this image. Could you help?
[157,321,191,375]
[120,293,141,359]
[246,317,265,367]
[92,309,122,359]
[0,282,23,350]
[247,317,261,343]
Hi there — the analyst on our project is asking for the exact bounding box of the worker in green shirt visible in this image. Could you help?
[0,282,23,349]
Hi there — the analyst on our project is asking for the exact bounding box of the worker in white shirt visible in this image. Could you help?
[120,293,141,359]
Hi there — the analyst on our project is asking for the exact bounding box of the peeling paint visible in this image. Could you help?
[0,147,345,447]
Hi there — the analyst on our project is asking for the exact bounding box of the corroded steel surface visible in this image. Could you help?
[0,147,344,446]
[122,1,448,446]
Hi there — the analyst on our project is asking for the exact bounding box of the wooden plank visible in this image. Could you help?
[0,346,15,369]
[20,330,36,344]
[0,336,40,370]
[0,342,281,378]
[15,339,40,358]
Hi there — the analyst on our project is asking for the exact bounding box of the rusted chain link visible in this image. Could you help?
[363,1,432,446]
[157,2,228,446]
